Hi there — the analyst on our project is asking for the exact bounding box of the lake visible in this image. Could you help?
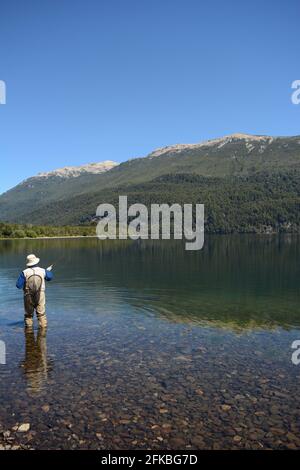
[0,236,299,449]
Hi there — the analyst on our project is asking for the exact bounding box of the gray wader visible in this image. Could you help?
[24,270,47,328]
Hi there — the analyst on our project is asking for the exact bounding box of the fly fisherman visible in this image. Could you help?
[16,254,54,328]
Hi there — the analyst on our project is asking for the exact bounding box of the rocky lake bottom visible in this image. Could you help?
[0,236,299,449]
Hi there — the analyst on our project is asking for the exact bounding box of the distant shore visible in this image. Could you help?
[0,222,96,240]
[0,235,98,241]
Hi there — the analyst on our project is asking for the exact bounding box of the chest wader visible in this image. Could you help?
[24,270,47,328]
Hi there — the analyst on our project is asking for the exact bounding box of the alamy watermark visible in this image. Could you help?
[291,80,300,105]
[0,340,6,365]
[0,80,6,104]
[96,196,204,251]
[291,340,300,365]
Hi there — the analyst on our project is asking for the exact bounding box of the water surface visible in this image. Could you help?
[0,236,299,449]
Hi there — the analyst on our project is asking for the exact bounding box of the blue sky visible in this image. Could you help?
[0,0,299,194]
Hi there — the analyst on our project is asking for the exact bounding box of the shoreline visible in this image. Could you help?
[0,235,97,241]
[0,232,299,242]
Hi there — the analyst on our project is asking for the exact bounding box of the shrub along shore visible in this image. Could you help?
[0,222,95,239]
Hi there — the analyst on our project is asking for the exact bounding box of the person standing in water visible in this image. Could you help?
[16,254,54,328]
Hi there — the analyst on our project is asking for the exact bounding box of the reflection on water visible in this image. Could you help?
[0,235,299,330]
[20,328,52,394]
[0,236,300,449]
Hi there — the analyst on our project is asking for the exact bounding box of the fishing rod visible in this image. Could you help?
[46,254,65,271]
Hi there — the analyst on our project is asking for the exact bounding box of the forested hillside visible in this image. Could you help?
[13,171,300,234]
[1,134,300,233]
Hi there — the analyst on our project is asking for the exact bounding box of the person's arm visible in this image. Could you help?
[16,272,26,289]
[45,270,54,281]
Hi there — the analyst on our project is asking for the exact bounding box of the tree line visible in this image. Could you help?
[0,223,95,239]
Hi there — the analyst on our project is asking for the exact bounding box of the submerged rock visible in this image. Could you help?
[17,423,30,433]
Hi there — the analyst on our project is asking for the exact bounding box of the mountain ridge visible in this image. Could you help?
[5,132,300,191]
[35,160,118,179]
[0,133,300,230]
[147,133,278,158]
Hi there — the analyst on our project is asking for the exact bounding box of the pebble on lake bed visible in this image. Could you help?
[17,423,30,433]
[221,405,231,411]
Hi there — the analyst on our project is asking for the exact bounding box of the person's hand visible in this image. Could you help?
[47,265,53,271]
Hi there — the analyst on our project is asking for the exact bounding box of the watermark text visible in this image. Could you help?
[0,340,6,365]
[96,196,204,251]
[0,80,6,104]
[291,80,300,105]
[291,340,300,365]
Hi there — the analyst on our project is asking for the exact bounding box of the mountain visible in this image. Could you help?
[0,160,118,224]
[1,133,300,232]
[35,160,118,178]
